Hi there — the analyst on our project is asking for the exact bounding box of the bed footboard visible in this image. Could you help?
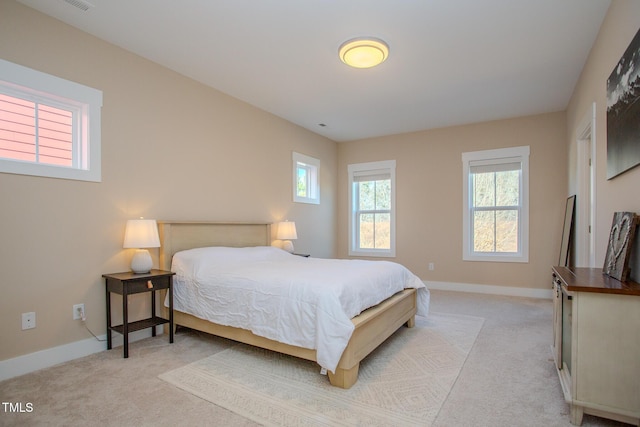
[330,288,417,388]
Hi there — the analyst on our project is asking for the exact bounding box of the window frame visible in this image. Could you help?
[462,146,530,263]
[292,152,320,204]
[0,59,102,182]
[348,159,396,257]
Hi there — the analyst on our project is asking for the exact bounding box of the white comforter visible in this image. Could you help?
[168,246,429,372]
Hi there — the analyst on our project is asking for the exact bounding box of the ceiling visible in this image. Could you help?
[17,0,611,142]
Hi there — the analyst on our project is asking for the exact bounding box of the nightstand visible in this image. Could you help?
[102,269,175,358]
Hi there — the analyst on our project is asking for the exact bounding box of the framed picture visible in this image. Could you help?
[559,195,576,267]
[603,212,639,281]
[606,26,640,179]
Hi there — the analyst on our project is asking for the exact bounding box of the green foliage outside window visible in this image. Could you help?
[357,179,391,249]
[297,167,308,197]
[472,170,519,253]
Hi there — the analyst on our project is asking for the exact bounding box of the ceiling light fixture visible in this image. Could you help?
[339,37,389,69]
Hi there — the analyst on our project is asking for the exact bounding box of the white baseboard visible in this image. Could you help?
[425,280,553,299]
[0,326,163,382]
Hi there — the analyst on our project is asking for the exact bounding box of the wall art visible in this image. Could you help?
[606,26,640,179]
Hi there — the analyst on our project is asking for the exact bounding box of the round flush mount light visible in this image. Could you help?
[339,37,389,69]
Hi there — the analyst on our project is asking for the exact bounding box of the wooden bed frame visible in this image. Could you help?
[157,221,417,389]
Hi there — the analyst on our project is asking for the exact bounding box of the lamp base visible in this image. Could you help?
[282,240,294,253]
[130,249,153,274]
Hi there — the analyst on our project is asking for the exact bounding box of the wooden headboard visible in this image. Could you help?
[158,221,272,270]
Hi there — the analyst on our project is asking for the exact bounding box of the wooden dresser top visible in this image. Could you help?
[553,266,640,296]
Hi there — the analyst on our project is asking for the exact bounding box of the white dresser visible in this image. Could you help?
[552,266,640,426]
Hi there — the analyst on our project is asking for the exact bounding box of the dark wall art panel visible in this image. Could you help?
[607,26,640,179]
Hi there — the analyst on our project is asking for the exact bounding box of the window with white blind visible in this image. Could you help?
[0,59,102,182]
[462,146,529,262]
[348,160,396,257]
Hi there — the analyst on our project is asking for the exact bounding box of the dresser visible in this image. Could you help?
[551,266,640,426]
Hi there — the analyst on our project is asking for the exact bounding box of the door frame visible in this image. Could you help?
[575,102,597,268]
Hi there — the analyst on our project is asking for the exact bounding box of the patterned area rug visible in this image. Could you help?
[159,312,484,427]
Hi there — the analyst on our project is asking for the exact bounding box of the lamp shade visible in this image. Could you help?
[123,219,160,249]
[277,221,297,240]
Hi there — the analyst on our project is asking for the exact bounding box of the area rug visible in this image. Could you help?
[159,312,484,426]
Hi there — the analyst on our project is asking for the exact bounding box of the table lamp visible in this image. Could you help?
[123,218,160,273]
[277,221,297,253]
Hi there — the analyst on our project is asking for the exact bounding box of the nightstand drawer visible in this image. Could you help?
[124,277,170,294]
[105,275,171,294]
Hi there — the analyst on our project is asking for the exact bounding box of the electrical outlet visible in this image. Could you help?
[22,312,36,330]
[428,262,435,271]
[73,304,85,320]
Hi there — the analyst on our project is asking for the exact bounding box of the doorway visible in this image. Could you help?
[575,103,596,267]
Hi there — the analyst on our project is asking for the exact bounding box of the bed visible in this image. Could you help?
[158,221,429,388]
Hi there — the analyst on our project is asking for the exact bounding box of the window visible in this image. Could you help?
[348,160,396,257]
[462,146,529,262]
[293,152,319,204]
[0,59,102,182]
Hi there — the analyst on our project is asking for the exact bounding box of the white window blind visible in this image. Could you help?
[352,169,391,182]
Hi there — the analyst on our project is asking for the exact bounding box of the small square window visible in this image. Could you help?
[293,152,319,204]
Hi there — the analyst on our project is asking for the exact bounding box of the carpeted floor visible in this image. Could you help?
[159,313,484,426]
[0,290,632,426]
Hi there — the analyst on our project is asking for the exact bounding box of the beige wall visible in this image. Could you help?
[3,0,637,365]
[566,0,640,280]
[338,112,568,291]
[0,1,337,360]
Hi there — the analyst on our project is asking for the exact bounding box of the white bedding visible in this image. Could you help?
[168,246,429,372]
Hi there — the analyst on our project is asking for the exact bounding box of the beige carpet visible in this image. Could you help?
[2,291,628,426]
[159,312,484,427]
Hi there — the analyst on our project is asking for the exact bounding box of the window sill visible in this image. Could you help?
[463,254,528,263]
[349,250,396,258]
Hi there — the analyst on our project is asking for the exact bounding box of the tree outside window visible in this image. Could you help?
[356,178,391,250]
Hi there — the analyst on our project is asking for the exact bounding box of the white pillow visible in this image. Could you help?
[172,245,290,271]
